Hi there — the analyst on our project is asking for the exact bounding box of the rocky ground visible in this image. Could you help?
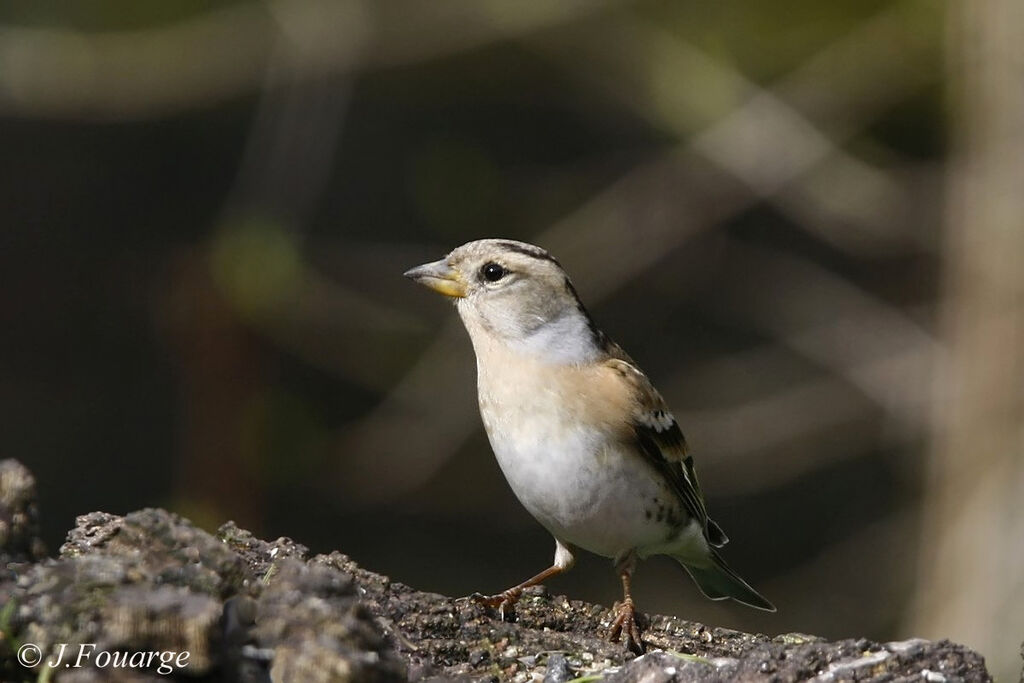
[0,459,996,681]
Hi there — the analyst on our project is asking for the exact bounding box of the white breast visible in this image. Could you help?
[475,346,679,559]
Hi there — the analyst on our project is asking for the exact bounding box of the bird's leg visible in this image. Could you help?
[608,551,644,654]
[472,564,564,614]
[472,539,575,619]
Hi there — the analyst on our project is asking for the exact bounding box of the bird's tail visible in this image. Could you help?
[678,549,775,612]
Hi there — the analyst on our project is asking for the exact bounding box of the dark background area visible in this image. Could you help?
[2,0,1021,679]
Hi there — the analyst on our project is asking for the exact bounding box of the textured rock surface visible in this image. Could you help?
[0,459,46,566]
[0,459,994,681]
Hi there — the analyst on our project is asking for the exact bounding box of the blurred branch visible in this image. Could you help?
[336,3,942,502]
[227,60,353,226]
[722,243,938,433]
[529,2,939,254]
[674,242,938,494]
[679,368,878,494]
[771,0,941,139]
[0,0,622,119]
[911,1,1024,680]
[0,3,283,118]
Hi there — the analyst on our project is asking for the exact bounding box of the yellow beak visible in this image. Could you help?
[403,258,467,298]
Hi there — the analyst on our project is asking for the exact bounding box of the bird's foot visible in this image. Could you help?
[470,588,522,621]
[607,597,645,655]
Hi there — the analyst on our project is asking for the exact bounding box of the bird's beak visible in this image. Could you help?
[403,258,467,298]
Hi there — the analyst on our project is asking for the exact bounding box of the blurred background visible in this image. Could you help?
[2,0,1022,678]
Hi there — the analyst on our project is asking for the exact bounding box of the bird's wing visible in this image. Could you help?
[603,356,728,547]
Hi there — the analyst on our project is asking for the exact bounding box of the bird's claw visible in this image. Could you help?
[607,598,645,655]
[470,589,522,621]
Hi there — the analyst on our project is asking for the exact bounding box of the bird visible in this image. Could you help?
[404,238,774,653]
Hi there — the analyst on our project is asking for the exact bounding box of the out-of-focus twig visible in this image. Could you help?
[335,4,941,502]
[665,241,938,494]
[722,243,939,432]
[0,0,623,119]
[529,2,938,254]
[911,1,1024,679]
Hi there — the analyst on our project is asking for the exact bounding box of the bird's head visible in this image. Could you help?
[404,239,607,364]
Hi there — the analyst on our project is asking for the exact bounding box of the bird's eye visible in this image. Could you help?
[481,262,506,282]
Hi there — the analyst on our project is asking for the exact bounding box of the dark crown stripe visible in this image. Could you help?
[494,241,559,264]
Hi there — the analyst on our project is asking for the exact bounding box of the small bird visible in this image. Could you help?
[404,239,773,653]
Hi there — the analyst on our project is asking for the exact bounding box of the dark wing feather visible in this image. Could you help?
[605,356,728,548]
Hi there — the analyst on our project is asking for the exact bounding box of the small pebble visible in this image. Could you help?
[543,654,572,683]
